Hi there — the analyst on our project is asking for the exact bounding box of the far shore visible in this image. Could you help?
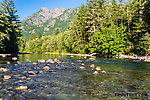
[0,52,150,62]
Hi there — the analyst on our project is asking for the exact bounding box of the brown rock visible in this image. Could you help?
[101,71,106,73]
[4,75,11,80]
[15,86,28,91]
[19,76,26,79]
[33,62,38,65]
[28,71,39,75]
[96,67,101,71]
[43,66,50,70]
[0,68,8,72]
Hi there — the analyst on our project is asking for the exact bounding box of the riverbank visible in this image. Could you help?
[0,53,150,62]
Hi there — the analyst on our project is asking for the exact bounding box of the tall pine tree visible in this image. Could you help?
[0,0,21,53]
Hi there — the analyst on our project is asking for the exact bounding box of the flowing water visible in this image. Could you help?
[0,54,149,100]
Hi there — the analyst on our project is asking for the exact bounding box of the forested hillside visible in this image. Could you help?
[17,0,150,56]
[1,0,150,56]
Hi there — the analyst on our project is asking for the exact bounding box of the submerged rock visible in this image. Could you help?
[90,64,94,68]
[4,75,11,80]
[28,71,39,75]
[33,63,38,65]
[93,71,98,74]
[43,66,50,70]
[96,67,101,71]
[15,86,28,91]
[101,71,106,73]
[27,78,31,80]
[0,68,8,72]
[80,66,85,69]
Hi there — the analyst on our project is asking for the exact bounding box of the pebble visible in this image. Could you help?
[33,63,38,65]
[93,71,98,74]
[17,61,21,64]
[6,61,10,64]
[81,63,85,66]
[19,76,26,79]
[89,58,96,60]
[4,75,11,80]
[54,58,58,62]
[27,78,31,80]
[19,80,24,83]
[80,66,85,69]
[96,67,101,71]
[0,68,8,72]
[90,64,94,68]
[15,86,28,91]
[101,71,106,73]
[14,64,18,66]
[46,59,53,63]
[57,60,61,64]
[144,59,150,62]
[43,66,50,70]
[28,71,39,75]
[12,57,17,61]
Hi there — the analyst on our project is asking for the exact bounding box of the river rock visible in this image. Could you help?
[43,66,50,70]
[33,62,38,65]
[80,66,85,69]
[15,86,28,91]
[144,59,150,62]
[0,68,8,72]
[54,58,58,62]
[89,58,96,60]
[28,71,39,75]
[19,76,26,79]
[96,67,101,71]
[27,78,31,80]
[19,80,24,83]
[4,75,11,80]
[90,64,94,68]
[12,57,17,61]
[81,63,85,66]
[101,71,106,73]
[6,61,10,64]
[93,71,98,74]
[56,60,61,64]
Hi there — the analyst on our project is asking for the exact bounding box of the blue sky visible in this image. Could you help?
[0,0,87,20]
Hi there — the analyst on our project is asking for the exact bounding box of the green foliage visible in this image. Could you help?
[53,28,60,35]
[19,0,150,56]
[0,0,21,53]
[37,32,42,39]
[30,33,37,40]
[92,25,126,55]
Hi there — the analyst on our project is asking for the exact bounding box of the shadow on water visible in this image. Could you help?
[0,54,149,99]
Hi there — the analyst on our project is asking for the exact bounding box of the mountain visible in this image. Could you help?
[21,7,78,40]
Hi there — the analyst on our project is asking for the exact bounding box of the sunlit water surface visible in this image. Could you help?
[0,54,150,100]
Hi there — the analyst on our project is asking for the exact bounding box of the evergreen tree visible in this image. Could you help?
[30,33,36,40]
[37,32,42,39]
[130,0,147,55]
[0,0,21,53]
[53,28,60,35]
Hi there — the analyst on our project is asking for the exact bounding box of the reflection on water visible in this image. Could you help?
[0,54,150,99]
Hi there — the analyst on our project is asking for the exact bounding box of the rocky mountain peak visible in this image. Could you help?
[40,7,49,12]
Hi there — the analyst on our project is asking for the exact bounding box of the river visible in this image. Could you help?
[0,54,149,99]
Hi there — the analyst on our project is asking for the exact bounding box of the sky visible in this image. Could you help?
[0,0,87,20]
